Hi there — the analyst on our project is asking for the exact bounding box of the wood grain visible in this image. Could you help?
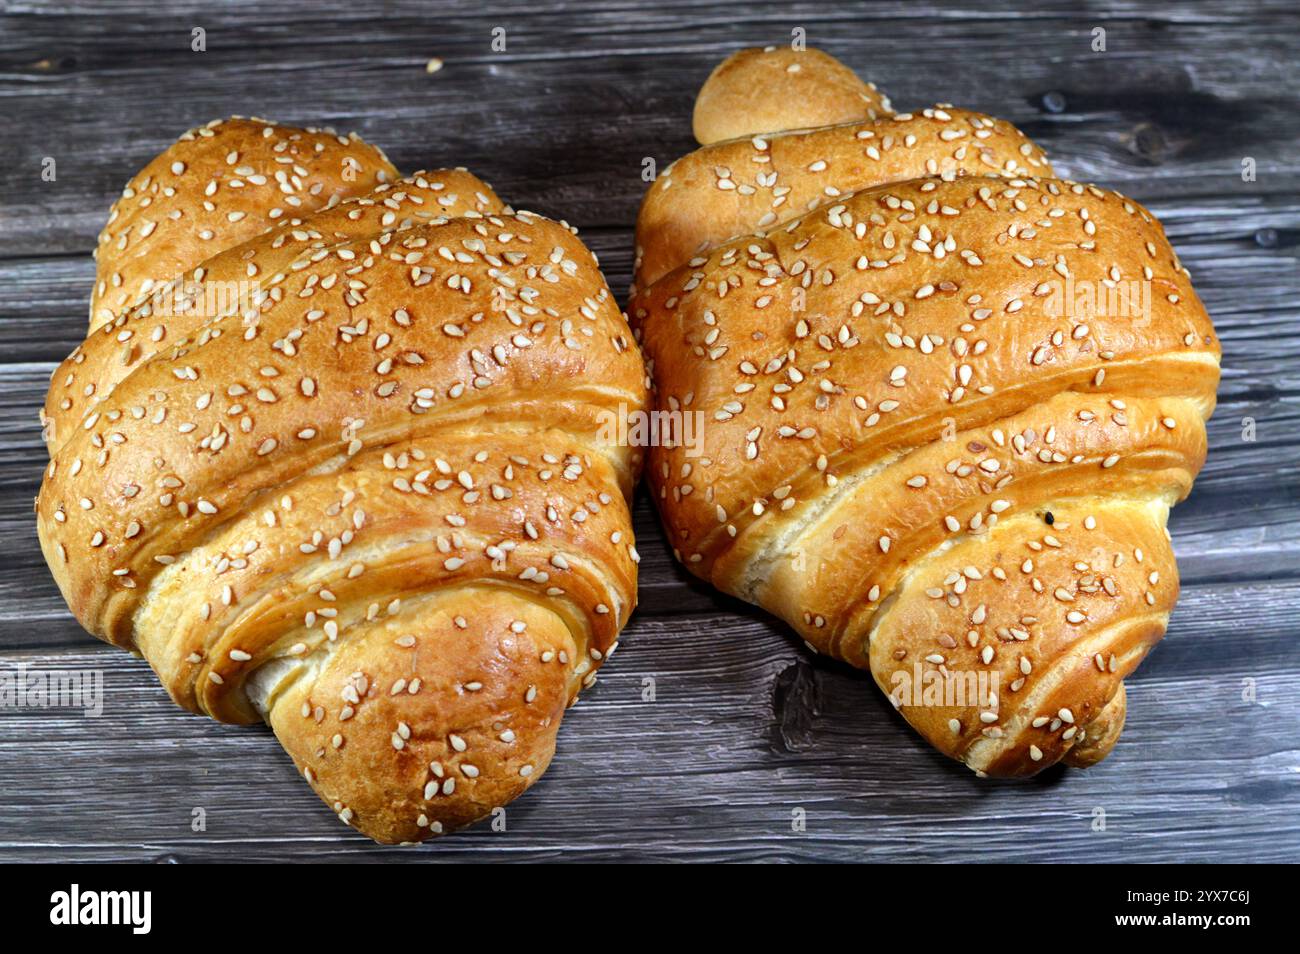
[1,0,1297,863]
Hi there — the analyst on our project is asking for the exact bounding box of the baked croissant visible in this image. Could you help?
[38,118,647,842]
[631,48,1219,775]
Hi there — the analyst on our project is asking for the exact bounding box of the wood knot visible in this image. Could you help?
[771,660,821,753]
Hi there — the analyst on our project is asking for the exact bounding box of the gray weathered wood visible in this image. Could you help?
[0,0,1298,863]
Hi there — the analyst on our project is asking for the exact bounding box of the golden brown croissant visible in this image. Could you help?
[631,48,1219,776]
[38,117,648,842]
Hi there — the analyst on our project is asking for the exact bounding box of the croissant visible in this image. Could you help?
[37,118,647,842]
[631,48,1220,775]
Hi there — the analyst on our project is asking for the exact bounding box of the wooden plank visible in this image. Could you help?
[0,583,1296,862]
[2,3,1299,255]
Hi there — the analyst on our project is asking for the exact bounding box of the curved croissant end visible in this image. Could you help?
[86,118,400,332]
[632,48,1219,777]
[693,46,894,147]
[38,118,648,842]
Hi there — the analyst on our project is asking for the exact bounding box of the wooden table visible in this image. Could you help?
[1,0,1297,862]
